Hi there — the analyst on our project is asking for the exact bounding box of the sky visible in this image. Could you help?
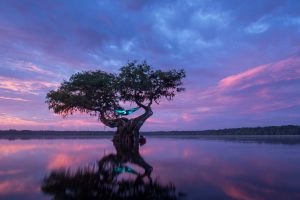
[0,0,300,131]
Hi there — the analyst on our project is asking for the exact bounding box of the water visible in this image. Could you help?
[0,137,300,200]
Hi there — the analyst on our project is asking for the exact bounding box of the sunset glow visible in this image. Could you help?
[0,1,299,131]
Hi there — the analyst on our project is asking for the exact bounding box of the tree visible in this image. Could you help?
[46,61,185,137]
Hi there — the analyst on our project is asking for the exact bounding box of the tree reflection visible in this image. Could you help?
[41,135,185,200]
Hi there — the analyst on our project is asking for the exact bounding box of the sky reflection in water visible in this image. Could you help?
[0,137,300,200]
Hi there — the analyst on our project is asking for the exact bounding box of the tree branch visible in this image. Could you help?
[99,112,128,128]
[135,99,147,109]
[131,103,153,131]
[147,98,153,107]
[134,90,147,110]
[133,91,153,128]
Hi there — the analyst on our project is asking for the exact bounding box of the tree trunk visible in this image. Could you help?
[117,106,153,143]
[99,105,153,141]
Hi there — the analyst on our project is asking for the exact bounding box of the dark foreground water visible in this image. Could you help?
[0,136,300,200]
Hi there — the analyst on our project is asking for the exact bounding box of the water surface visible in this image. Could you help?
[0,137,300,199]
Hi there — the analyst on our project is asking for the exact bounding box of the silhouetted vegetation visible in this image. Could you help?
[42,168,181,200]
[45,61,185,139]
[143,125,300,136]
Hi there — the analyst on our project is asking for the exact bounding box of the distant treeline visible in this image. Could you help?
[143,125,300,136]
[0,125,299,139]
[0,130,114,139]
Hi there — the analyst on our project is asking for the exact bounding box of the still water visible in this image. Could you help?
[0,137,300,200]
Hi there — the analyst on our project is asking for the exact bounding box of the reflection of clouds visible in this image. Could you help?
[0,177,39,196]
[47,154,74,170]
[145,139,300,200]
[0,138,300,199]
[0,142,110,156]
[223,184,261,200]
[140,145,165,156]
[0,179,26,195]
[47,153,96,170]
[0,139,114,199]
[0,144,38,155]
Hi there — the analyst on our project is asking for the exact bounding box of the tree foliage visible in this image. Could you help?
[46,70,119,118]
[118,61,185,104]
[46,61,185,120]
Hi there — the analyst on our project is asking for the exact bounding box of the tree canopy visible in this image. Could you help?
[46,61,185,124]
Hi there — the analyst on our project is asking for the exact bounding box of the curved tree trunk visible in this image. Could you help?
[99,101,153,140]
[117,106,153,139]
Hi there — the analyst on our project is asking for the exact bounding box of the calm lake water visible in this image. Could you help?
[0,136,300,200]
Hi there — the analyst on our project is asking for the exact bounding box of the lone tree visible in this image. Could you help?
[46,61,185,138]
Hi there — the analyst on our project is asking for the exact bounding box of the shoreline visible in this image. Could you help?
[1,125,300,141]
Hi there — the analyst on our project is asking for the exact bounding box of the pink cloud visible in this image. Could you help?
[219,65,268,90]
[0,76,59,95]
[0,169,22,176]
[21,64,56,76]
[3,60,60,77]
[147,118,165,124]
[144,56,300,129]
[0,96,29,102]
[196,56,300,114]
[0,113,105,130]
[181,113,196,122]
[218,56,300,91]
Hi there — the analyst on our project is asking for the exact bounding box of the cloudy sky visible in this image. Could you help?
[0,0,299,131]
